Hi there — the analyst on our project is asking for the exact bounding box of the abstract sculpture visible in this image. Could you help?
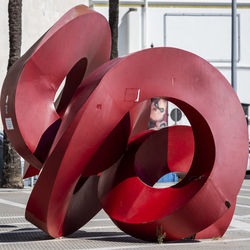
[1,5,248,242]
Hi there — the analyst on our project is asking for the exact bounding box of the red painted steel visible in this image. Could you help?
[1,5,111,172]
[1,5,111,237]
[95,48,248,240]
[1,5,248,242]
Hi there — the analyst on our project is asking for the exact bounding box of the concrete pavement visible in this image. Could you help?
[0,179,250,249]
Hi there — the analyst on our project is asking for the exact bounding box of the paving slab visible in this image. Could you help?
[0,180,250,249]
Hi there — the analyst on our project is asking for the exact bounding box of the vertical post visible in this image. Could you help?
[109,0,119,59]
[30,177,34,187]
[174,108,177,125]
[142,0,148,49]
[163,14,166,47]
[127,8,138,54]
[231,0,237,92]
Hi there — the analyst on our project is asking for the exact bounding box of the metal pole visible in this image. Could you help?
[232,0,237,92]
[174,108,177,125]
[142,0,148,49]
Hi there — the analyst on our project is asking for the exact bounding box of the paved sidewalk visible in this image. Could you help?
[0,180,250,249]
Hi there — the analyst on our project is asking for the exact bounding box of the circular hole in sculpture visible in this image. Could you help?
[134,123,194,189]
[133,97,214,190]
[131,97,193,188]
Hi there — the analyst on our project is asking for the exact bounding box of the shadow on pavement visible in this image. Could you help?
[0,228,52,242]
[0,229,130,243]
[0,224,17,228]
[66,230,128,239]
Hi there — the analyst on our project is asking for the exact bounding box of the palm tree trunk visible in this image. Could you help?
[109,0,119,59]
[1,0,23,188]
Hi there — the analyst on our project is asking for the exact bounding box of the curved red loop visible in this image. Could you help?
[1,5,111,169]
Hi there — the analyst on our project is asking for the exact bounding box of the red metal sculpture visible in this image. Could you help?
[1,5,248,242]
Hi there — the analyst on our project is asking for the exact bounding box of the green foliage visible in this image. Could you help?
[212,237,220,240]
[156,225,166,244]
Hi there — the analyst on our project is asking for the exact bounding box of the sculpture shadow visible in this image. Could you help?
[88,235,200,244]
[70,230,200,245]
[0,227,201,245]
[0,228,130,243]
[0,224,17,228]
[0,228,53,242]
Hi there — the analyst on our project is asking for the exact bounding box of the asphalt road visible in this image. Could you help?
[0,179,250,250]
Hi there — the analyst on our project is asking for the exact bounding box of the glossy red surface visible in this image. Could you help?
[1,4,248,242]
